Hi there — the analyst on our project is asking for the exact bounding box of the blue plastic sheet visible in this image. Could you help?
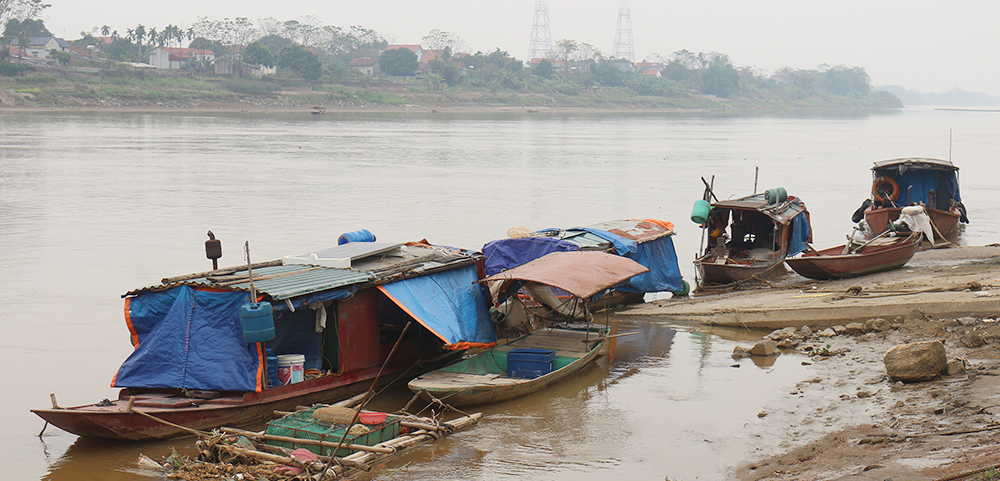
[620,235,684,293]
[115,286,261,392]
[483,237,579,276]
[892,169,961,209]
[788,212,812,257]
[379,264,497,348]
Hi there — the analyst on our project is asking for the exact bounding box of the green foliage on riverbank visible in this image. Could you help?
[0,60,900,110]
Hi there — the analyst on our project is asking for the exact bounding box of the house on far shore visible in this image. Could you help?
[148,47,216,70]
[348,57,377,76]
[10,36,70,59]
[214,55,276,78]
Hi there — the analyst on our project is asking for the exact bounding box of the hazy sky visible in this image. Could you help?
[40,0,1000,95]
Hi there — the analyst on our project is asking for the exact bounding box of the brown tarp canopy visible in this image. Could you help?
[479,251,650,299]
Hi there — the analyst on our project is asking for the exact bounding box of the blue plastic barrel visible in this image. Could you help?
[241,301,275,343]
[338,229,376,245]
[691,200,711,225]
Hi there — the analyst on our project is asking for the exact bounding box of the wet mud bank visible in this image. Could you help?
[627,245,1000,480]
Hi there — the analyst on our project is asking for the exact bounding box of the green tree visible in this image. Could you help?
[0,0,48,35]
[593,62,625,87]
[48,48,68,65]
[3,17,48,37]
[256,34,291,57]
[378,47,417,76]
[700,55,740,97]
[533,59,553,79]
[189,37,225,55]
[243,40,274,67]
[428,57,459,86]
[823,66,870,95]
[100,24,109,36]
[278,43,322,80]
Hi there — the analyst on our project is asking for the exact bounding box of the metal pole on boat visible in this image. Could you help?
[245,241,256,301]
[754,166,759,194]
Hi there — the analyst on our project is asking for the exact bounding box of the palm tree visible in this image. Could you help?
[134,25,146,58]
[147,28,157,48]
[101,25,110,37]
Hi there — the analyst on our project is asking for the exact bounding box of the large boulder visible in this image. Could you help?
[750,340,779,356]
[883,340,947,382]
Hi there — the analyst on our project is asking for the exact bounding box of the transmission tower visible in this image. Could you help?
[529,0,554,59]
[613,0,635,62]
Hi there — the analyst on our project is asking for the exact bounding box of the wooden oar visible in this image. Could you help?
[849,228,894,254]
[581,331,641,343]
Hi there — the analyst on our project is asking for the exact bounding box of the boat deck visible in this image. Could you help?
[411,329,599,390]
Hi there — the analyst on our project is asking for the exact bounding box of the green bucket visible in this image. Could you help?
[691,200,711,225]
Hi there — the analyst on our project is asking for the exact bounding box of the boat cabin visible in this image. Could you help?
[864,157,967,237]
[114,240,498,395]
[695,192,811,285]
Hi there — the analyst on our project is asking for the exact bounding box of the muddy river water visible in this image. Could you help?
[2,107,998,480]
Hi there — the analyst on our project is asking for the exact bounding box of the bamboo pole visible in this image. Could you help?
[126,396,207,438]
[219,427,394,454]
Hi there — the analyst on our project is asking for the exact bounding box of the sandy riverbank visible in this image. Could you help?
[626,245,1000,480]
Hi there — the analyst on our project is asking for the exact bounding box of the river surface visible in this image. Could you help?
[1,107,997,480]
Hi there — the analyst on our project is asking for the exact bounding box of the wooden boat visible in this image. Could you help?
[785,232,922,280]
[32,238,498,440]
[407,327,608,407]
[408,251,649,406]
[310,105,326,115]
[692,187,811,286]
[860,157,968,238]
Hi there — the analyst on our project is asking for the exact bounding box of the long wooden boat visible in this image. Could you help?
[407,327,607,407]
[692,188,811,286]
[408,251,648,406]
[785,233,922,280]
[32,238,497,440]
[861,157,968,238]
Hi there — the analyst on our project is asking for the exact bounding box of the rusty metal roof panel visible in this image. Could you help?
[872,157,957,172]
[712,193,807,224]
[124,243,481,300]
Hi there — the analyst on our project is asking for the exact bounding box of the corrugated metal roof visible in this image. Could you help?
[712,194,807,224]
[124,264,373,300]
[220,265,374,300]
[124,243,482,300]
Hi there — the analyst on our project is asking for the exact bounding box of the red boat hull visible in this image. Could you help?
[785,234,921,280]
[865,206,961,238]
[32,348,458,441]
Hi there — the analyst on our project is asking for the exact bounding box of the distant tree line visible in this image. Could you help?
[0,4,896,106]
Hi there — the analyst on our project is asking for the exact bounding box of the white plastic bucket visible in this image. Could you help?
[276,354,305,385]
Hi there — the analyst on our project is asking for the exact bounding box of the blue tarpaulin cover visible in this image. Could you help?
[619,235,684,293]
[379,264,497,349]
[788,212,812,257]
[114,286,261,392]
[483,237,579,276]
[890,169,962,209]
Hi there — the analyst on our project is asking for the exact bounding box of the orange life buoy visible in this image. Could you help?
[872,176,900,202]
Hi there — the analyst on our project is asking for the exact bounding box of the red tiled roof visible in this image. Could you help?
[385,44,421,53]
[421,49,444,62]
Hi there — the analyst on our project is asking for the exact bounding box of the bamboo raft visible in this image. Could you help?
[135,392,482,480]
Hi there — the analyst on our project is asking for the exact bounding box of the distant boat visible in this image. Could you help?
[785,232,922,280]
[857,157,968,238]
[310,106,326,115]
[692,188,812,286]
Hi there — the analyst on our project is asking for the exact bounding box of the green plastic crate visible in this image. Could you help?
[265,408,400,457]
